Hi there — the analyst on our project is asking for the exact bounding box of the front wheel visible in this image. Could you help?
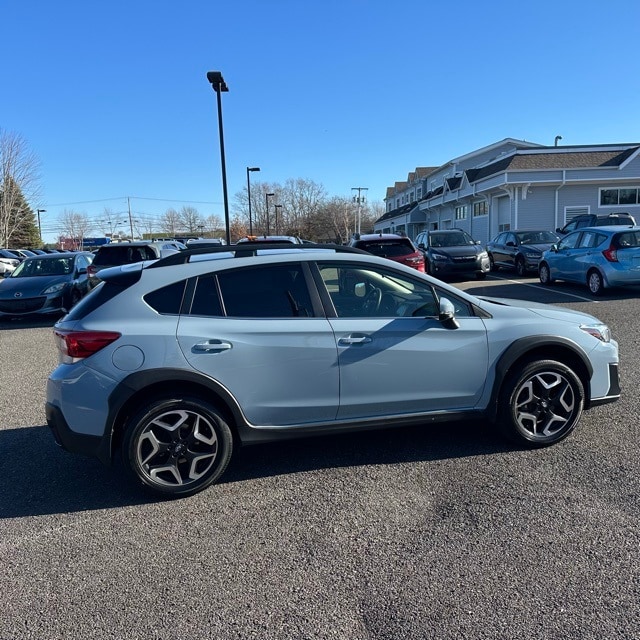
[497,360,584,447]
[539,262,553,285]
[122,396,233,497]
[515,256,527,277]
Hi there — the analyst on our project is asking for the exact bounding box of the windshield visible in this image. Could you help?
[515,231,559,245]
[11,257,74,278]
[429,232,475,247]
[357,239,415,257]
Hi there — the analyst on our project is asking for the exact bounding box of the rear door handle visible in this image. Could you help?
[193,340,232,352]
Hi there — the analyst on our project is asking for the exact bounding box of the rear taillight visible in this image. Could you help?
[602,245,618,262]
[54,330,121,363]
[405,254,426,271]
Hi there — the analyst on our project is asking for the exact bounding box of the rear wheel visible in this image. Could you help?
[497,359,584,447]
[123,396,233,497]
[587,269,604,296]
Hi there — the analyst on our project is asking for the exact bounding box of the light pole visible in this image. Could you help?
[36,209,46,244]
[246,167,260,235]
[274,204,283,235]
[265,192,275,235]
[206,71,231,246]
[351,187,368,235]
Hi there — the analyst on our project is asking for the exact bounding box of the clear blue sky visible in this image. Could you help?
[3,0,640,242]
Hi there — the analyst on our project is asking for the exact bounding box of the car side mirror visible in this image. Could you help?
[438,297,459,329]
[506,241,516,247]
[77,267,87,275]
[551,244,559,252]
[418,242,425,249]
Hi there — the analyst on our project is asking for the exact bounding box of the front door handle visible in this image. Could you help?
[193,340,232,352]
[338,335,372,345]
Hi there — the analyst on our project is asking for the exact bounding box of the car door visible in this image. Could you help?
[176,262,340,426]
[315,261,489,420]
[550,231,583,282]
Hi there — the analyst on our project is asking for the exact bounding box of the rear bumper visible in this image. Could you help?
[46,402,108,463]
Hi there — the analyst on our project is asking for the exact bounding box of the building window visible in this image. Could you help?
[455,205,468,220]
[498,223,510,232]
[600,187,639,206]
[410,192,415,203]
[473,201,488,217]
[417,188,422,200]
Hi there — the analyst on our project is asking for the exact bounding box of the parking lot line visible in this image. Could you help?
[487,275,598,303]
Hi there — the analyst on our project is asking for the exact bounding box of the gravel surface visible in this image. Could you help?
[0,279,638,640]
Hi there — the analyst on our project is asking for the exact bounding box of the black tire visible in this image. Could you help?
[515,256,527,277]
[539,262,553,285]
[122,396,233,497]
[489,254,497,272]
[475,271,487,280]
[587,269,604,296]
[497,359,584,447]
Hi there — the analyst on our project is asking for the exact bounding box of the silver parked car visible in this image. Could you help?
[46,244,620,497]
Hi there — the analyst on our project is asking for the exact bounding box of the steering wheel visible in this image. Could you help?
[362,286,382,315]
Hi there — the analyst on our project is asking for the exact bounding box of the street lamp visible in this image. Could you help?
[206,70,231,246]
[36,209,46,244]
[274,204,283,235]
[265,192,275,235]
[246,167,260,235]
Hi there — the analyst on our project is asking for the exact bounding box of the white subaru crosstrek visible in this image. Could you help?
[46,243,620,497]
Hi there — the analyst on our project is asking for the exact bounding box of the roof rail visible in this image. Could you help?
[147,242,367,268]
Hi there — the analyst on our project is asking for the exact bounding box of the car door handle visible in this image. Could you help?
[193,340,232,352]
[338,335,372,345]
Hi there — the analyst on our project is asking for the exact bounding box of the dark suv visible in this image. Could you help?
[87,241,180,286]
[414,229,490,279]
[556,213,635,235]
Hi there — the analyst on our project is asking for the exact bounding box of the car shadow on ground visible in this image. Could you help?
[0,420,514,518]
[0,315,61,330]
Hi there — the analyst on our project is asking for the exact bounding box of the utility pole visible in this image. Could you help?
[351,187,368,235]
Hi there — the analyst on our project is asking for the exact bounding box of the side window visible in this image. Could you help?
[558,232,581,250]
[144,280,187,315]
[218,264,313,318]
[317,262,438,318]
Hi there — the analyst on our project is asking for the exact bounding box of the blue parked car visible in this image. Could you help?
[539,226,640,295]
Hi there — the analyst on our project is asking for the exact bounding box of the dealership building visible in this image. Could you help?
[375,138,640,242]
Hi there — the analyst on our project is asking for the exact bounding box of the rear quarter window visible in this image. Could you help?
[144,280,188,315]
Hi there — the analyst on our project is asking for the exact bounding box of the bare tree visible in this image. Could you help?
[58,209,92,249]
[179,206,204,235]
[0,129,42,246]
[204,213,224,237]
[160,208,181,236]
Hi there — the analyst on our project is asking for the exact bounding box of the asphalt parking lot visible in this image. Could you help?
[1,273,639,640]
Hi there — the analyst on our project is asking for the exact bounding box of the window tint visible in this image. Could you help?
[317,261,438,318]
[356,239,415,257]
[190,275,224,316]
[144,280,187,315]
[218,264,312,318]
[615,231,640,248]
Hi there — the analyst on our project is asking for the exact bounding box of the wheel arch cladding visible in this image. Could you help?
[103,369,242,463]
[489,336,593,420]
